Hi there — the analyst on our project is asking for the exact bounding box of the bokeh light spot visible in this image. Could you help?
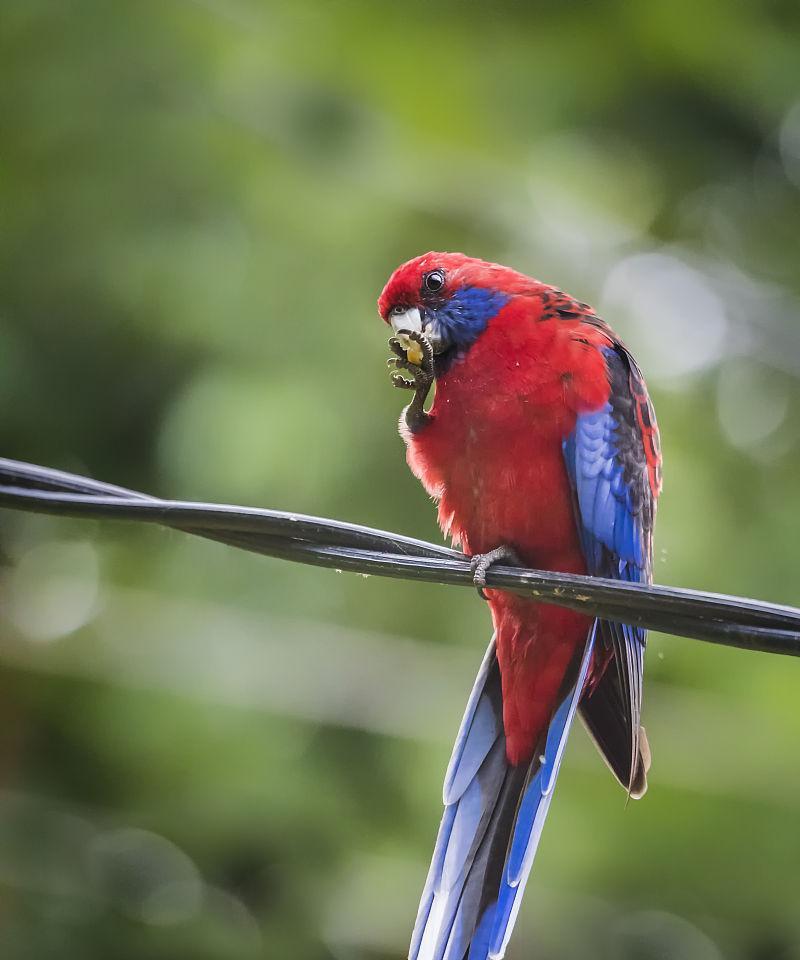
[601,252,728,384]
[5,540,100,643]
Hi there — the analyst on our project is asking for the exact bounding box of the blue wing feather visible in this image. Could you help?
[563,343,658,797]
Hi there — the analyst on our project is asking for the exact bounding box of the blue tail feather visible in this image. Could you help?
[488,628,596,958]
[410,627,596,960]
[410,803,458,958]
[443,639,502,805]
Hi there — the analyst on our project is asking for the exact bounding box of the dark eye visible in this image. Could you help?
[390,304,406,316]
[423,270,445,294]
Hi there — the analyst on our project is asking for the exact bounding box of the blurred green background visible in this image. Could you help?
[1,1,800,957]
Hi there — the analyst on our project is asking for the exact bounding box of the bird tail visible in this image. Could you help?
[410,625,596,960]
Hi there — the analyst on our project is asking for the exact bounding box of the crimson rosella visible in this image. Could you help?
[378,252,662,960]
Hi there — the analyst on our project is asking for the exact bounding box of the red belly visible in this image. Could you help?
[407,369,588,572]
[403,310,609,763]
[408,406,592,763]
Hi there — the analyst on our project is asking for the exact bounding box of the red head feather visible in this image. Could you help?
[377,251,542,321]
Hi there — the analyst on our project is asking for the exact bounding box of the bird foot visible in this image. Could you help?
[469,545,523,600]
[387,331,435,433]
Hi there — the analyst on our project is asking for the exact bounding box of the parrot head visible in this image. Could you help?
[378,252,536,366]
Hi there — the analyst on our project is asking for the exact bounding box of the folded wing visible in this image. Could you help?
[563,341,661,796]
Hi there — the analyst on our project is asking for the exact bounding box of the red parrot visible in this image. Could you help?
[378,252,662,960]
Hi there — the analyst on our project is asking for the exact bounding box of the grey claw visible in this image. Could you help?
[469,545,522,600]
[388,337,407,360]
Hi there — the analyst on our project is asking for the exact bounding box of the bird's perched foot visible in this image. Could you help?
[387,331,435,433]
[470,544,523,600]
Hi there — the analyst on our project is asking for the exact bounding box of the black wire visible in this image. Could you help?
[1,457,799,656]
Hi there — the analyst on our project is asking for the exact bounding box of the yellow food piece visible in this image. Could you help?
[397,333,424,366]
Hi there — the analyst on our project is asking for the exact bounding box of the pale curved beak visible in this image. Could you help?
[390,308,445,352]
[389,307,423,335]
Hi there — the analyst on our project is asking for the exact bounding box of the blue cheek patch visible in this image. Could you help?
[431,286,511,350]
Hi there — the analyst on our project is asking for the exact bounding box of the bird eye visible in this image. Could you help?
[390,304,406,316]
[423,270,445,294]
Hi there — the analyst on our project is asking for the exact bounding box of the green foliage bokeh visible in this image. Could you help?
[1,1,800,958]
